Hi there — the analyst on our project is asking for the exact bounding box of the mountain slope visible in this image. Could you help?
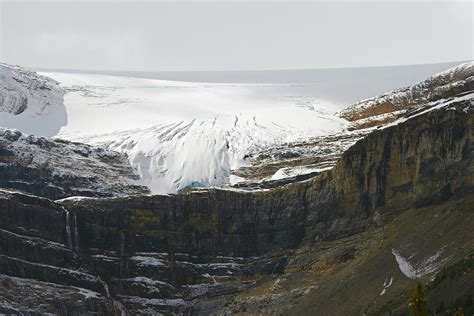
[0,93,471,314]
[231,61,474,190]
[340,61,474,130]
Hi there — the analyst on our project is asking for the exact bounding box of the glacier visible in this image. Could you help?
[33,72,348,193]
[1,62,466,193]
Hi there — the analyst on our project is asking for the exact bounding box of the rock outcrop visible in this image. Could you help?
[0,63,67,136]
[0,63,63,116]
[0,128,150,199]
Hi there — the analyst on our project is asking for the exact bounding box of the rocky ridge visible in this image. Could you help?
[0,128,149,199]
[340,61,474,130]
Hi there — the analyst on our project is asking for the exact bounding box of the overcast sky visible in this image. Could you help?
[0,1,472,71]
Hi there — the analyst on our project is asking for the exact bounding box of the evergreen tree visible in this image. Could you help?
[409,282,428,316]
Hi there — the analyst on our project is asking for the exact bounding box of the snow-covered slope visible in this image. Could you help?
[340,61,474,129]
[38,72,346,193]
[0,63,66,136]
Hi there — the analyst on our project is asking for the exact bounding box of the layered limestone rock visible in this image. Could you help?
[0,274,123,315]
[0,128,150,199]
[333,99,473,215]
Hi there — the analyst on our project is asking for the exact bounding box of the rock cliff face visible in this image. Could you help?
[0,92,472,314]
[0,128,149,199]
[332,98,473,217]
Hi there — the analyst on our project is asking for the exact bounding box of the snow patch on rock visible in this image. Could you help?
[270,166,332,181]
[130,255,167,268]
[392,248,446,279]
[379,277,393,296]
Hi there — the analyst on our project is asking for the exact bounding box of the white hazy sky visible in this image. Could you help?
[0,1,472,71]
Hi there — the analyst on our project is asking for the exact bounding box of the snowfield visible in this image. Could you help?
[36,72,348,193]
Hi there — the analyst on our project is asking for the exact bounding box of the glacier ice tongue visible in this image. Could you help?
[38,72,348,193]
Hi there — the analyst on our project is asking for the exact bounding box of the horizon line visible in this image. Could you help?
[19,59,473,74]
